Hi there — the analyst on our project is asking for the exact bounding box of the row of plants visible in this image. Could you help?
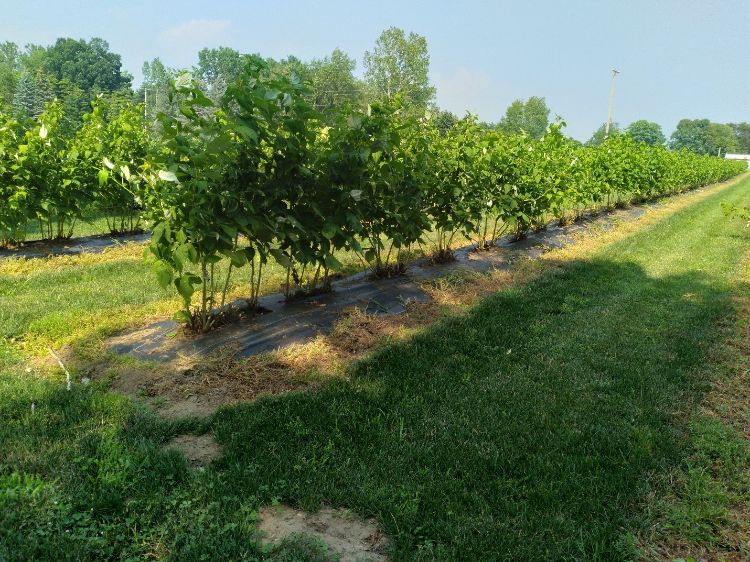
[0,97,149,244]
[1,56,745,331]
[144,59,745,331]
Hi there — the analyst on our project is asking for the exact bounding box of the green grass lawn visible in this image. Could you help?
[2,178,750,560]
[19,214,124,242]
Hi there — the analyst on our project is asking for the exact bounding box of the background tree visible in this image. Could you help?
[138,57,177,121]
[194,46,245,102]
[42,38,131,94]
[497,96,550,139]
[56,78,89,133]
[12,69,55,119]
[363,27,435,114]
[307,48,363,115]
[587,122,620,146]
[669,119,713,154]
[17,44,47,75]
[0,42,20,106]
[434,109,458,135]
[195,46,244,85]
[266,55,309,82]
[625,119,665,146]
[11,44,54,119]
[7,39,132,125]
[708,122,738,156]
[729,122,750,153]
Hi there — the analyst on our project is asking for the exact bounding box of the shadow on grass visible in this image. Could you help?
[0,257,741,560]
[212,258,739,560]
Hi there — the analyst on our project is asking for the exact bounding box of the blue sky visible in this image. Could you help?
[2,0,748,140]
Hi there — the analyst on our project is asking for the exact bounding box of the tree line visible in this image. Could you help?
[587,118,750,155]
[1,28,748,155]
[0,28,434,127]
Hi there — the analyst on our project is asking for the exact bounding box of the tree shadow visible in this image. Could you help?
[211,257,741,559]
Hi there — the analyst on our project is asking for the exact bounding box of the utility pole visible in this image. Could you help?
[604,69,619,138]
[144,87,158,120]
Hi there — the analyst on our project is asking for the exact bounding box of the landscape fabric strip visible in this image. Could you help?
[107,195,653,362]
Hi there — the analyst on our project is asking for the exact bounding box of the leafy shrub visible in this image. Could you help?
[13,100,85,240]
[326,99,430,276]
[0,66,745,330]
[0,112,24,245]
[80,97,150,234]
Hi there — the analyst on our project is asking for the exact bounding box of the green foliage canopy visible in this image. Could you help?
[497,96,550,140]
[626,120,666,146]
[363,27,435,115]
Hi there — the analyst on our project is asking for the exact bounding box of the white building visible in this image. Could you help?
[725,153,750,168]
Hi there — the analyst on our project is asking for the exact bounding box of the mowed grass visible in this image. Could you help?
[0,241,369,354]
[0,225,468,354]
[1,177,750,560]
[17,214,123,242]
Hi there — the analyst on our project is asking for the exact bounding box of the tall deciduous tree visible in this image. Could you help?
[670,119,713,154]
[708,122,738,156]
[363,27,435,114]
[9,39,132,125]
[195,46,244,85]
[0,42,20,106]
[42,38,132,93]
[497,96,550,139]
[56,78,89,133]
[194,47,245,102]
[18,44,47,75]
[625,120,665,146]
[139,57,177,121]
[265,55,309,82]
[307,49,363,115]
[729,122,750,153]
[434,109,459,135]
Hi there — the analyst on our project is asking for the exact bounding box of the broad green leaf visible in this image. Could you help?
[153,262,173,289]
[175,274,198,301]
[324,253,343,270]
[270,248,292,268]
[228,250,248,268]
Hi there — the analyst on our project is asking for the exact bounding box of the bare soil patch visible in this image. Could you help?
[257,504,389,561]
[105,346,324,419]
[164,433,221,467]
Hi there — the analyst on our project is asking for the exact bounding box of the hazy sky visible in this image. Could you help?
[2,0,748,140]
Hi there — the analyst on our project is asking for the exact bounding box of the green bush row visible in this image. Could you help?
[145,58,744,331]
[0,97,149,243]
[0,56,745,331]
